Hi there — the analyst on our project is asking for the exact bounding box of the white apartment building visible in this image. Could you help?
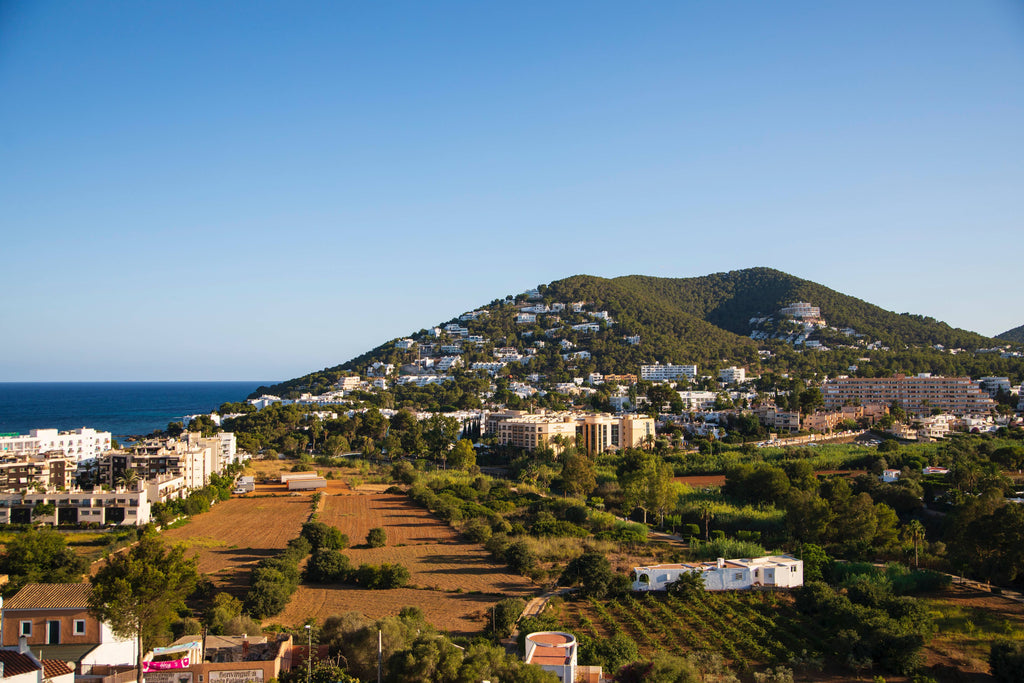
[779,302,822,319]
[394,338,416,350]
[0,482,152,526]
[0,428,112,463]
[471,361,507,375]
[396,375,452,387]
[978,376,1012,398]
[676,391,718,411]
[571,323,600,333]
[366,361,395,377]
[334,376,361,391]
[435,356,462,372]
[719,366,747,384]
[640,363,697,382]
[516,313,537,324]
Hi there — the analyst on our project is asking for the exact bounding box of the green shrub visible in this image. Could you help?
[490,597,526,637]
[990,640,1024,682]
[354,562,410,589]
[306,548,351,583]
[462,518,493,544]
[367,527,387,548]
[301,521,349,550]
[504,539,538,576]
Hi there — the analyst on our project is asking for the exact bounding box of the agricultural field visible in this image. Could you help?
[557,589,817,672]
[273,585,504,636]
[161,495,311,594]
[319,491,460,546]
[922,586,1024,681]
[322,491,533,595]
[264,490,536,634]
[552,585,1024,682]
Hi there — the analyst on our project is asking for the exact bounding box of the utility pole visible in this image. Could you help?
[377,629,382,683]
[305,624,311,683]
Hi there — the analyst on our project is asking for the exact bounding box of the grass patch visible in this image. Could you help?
[178,535,229,550]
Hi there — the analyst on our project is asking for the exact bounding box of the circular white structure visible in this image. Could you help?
[524,631,578,682]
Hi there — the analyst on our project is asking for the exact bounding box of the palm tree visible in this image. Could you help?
[696,501,715,541]
[904,520,926,569]
[116,469,139,489]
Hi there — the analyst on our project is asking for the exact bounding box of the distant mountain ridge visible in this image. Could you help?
[998,324,1024,344]
[253,267,1002,399]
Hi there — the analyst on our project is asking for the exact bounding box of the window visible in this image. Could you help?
[20,621,32,637]
[791,566,798,573]
[74,620,87,635]
[733,572,744,581]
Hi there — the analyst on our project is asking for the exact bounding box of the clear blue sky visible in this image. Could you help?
[2,1,1022,381]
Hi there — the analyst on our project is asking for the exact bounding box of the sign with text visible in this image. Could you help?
[143,656,190,672]
[209,670,264,683]
[145,672,194,683]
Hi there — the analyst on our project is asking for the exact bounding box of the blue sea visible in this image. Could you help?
[0,382,273,438]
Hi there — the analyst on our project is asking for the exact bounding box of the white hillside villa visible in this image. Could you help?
[631,555,803,592]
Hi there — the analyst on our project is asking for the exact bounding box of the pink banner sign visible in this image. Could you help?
[144,657,190,672]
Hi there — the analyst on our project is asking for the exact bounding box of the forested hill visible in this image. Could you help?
[569,268,994,349]
[998,324,1024,344]
[251,268,1001,399]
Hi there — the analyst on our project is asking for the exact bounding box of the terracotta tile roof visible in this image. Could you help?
[4,583,92,610]
[0,650,41,677]
[42,660,74,678]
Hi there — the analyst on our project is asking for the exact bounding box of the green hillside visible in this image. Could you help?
[252,268,1003,399]
[998,324,1024,344]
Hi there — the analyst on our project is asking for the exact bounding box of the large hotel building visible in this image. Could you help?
[822,374,995,416]
[488,410,656,455]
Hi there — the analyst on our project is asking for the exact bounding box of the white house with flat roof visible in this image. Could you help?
[631,555,803,592]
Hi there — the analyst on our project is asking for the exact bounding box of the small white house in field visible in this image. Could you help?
[280,472,319,483]
[287,477,326,491]
[631,555,803,592]
[881,469,901,483]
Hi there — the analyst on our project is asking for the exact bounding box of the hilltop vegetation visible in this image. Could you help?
[253,268,1010,400]
[548,269,994,349]
[998,323,1024,344]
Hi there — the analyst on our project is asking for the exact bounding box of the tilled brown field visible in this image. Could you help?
[322,492,534,595]
[271,585,505,636]
[161,496,311,594]
[320,492,460,546]
[345,543,535,596]
[266,491,536,634]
